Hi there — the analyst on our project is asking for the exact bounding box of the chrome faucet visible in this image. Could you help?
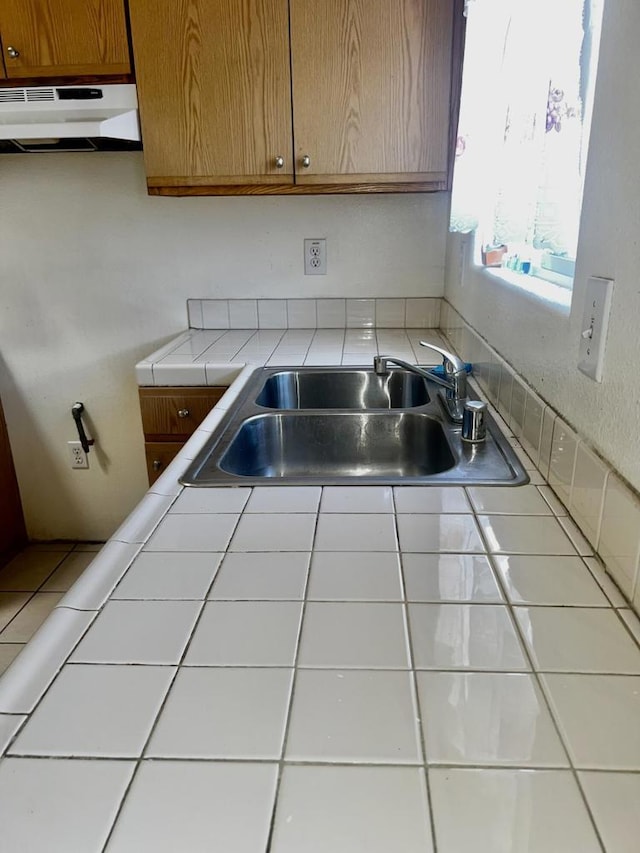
[373,341,468,423]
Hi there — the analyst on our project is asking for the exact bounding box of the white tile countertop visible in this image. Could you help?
[134,327,448,386]
[0,336,639,851]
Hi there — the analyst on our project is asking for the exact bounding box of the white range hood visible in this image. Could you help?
[0,83,140,149]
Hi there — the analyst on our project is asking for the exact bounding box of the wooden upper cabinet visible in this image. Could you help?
[290,0,454,186]
[130,0,463,194]
[128,0,294,186]
[0,0,131,79]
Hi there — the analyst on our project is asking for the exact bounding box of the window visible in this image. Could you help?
[450,0,605,290]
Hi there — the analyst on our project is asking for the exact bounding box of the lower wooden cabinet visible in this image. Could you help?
[144,441,184,484]
[139,386,226,485]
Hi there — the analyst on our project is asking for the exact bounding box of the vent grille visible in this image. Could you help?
[0,89,27,103]
[0,88,56,104]
[27,88,56,102]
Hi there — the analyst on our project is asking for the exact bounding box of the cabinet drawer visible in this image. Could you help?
[145,442,184,484]
[139,387,225,440]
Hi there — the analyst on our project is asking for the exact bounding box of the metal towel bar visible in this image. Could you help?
[71,402,94,454]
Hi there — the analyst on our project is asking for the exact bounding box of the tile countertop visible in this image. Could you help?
[134,327,448,386]
[0,332,639,851]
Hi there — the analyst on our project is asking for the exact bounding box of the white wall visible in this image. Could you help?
[0,153,448,540]
[444,0,640,494]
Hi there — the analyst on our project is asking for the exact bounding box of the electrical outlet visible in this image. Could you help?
[304,238,327,275]
[578,276,614,382]
[68,441,89,469]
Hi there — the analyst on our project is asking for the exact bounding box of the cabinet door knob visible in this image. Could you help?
[177,408,190,419]
[152,459,163,472]
[7,46,20,58]
[301,155,311,168]
[275,156,285,169]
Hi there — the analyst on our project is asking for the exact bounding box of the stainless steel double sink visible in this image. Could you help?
[255,369,430,410]
[181,367,529,487]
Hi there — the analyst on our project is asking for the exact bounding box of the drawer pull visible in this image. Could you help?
[152,459,163,471]
[177,409,190,419]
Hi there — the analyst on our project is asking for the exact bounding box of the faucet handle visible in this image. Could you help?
[419,341,466,374]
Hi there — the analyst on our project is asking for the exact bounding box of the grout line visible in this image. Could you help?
[270,328,315,366]
[391,488,439,853]
[103,544,622,557]
[338,327,346,366]
[46,656,640,676]
[0,606,101,757]
[0,713,30,751]
[423,762,640,773]
[470,494,608,852]
[11,661,640,680]
[536,673,608,852]
[101,597,614,608]
[98,501,250,853]
[97,594,614,609]
[4,753,640,773]
[613,607,640,651]
[593,467,610,553]
[264,499,319,852]
[57,546,620,557]
[51,659,640,676]
[581,555,628,608]
[537,484,568,516]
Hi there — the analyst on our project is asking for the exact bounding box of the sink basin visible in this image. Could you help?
[219,413,454,478]
[180,366,529,487]
[255,369,429,410]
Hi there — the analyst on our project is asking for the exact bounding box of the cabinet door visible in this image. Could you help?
[129,0,294,187]
[144,442,184,485]
[290,0,454,185]
[0,0,131,79]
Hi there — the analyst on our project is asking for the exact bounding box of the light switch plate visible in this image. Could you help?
[578,276,614,382]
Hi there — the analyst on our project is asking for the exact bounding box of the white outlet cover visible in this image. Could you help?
[304,238,327,275]
[68,440,89,469]
[578,276,614,382]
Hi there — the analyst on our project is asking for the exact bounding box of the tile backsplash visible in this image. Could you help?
[441,301,640,616]
[188,298,442,330]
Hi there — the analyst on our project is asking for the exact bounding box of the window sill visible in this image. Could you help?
[482,266,572,314]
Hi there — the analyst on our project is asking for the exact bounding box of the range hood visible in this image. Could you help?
[0,84,141,152]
